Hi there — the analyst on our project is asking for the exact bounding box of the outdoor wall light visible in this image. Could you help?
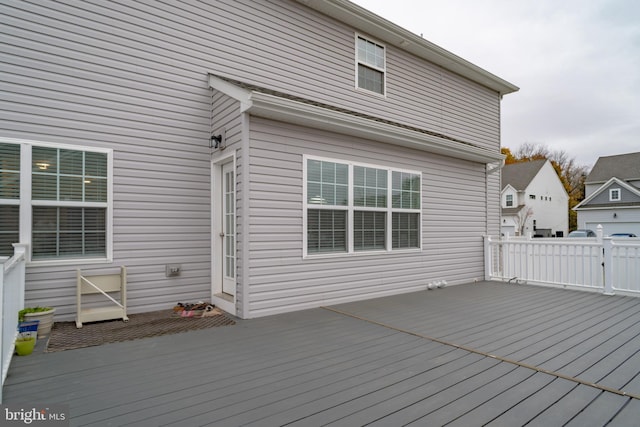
[613,213,617,218]
[210,134,222,149]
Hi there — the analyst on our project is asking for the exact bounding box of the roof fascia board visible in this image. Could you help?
[246,91,502,163]
[209,74,502,163]
[501,183,516,194]
[208,74,253,110]
[297,0,518,95]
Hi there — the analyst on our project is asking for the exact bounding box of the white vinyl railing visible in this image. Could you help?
[0,244,27,403]
[485,226,640,296]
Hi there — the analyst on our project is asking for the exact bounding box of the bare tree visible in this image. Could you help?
[517,206,534,236]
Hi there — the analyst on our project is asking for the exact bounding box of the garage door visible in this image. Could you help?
[586,222,640,237]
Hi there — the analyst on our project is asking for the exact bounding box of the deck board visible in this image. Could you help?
[3,281,639,426]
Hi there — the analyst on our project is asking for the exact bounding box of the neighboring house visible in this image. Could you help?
[574,152,640,236]
[501,160,569,237]
[0,0,517,319]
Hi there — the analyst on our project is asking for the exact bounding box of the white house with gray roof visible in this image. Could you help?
[1,0,517,319]
[574,152,640,236]
[501,160,568,237]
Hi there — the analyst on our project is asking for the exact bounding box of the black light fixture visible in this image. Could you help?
[210,134,222,149]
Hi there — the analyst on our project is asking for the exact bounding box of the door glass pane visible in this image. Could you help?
[224,170,235,279]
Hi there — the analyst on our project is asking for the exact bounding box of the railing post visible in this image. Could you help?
[12,244,28,310]
[484,235,492,281]
[603,237,614,295]
[1,243,28,403]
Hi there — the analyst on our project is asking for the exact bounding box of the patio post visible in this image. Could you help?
[602,237,614,295]
[483,235,492,281]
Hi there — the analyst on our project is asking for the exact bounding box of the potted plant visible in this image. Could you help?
[19,307,55,339]
[15,336,37,356]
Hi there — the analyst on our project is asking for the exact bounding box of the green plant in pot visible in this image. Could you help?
[19,306,56,339]
[15,336,36,356]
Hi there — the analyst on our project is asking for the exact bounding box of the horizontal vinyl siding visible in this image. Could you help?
[1,1,217,318]
[247,118,488,317]
[2,0,500,150]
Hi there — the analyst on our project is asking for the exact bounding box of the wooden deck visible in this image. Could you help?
[4,281,640,426]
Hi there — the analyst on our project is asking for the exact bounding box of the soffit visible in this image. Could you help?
[209,74,503,164]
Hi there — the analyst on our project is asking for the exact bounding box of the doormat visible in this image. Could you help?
[45,308,235,352]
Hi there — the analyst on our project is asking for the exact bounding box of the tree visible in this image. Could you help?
[517,206,534,236]
[503,143,590,231]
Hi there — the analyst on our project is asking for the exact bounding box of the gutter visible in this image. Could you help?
[209,74,504,164]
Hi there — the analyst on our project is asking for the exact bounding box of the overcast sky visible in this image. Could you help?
[353,0,640,168]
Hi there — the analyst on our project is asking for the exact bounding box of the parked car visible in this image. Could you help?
[567,229,597,237]
[609,233,637,238]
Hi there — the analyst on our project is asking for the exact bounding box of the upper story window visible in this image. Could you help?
[529,194,536,200]
[610,188,621,201]
[505,194,513,207]
[356,35,386,95]
[0,139,112,263]
[305,156,421,256]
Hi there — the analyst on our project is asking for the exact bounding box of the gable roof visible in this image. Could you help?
[501,160,547,191]
[297,0,519,96]
[209,74,504,164]
[574,177,640,210]
[586,152,640,184]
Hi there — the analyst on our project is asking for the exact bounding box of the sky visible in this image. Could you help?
[353,0,640,168]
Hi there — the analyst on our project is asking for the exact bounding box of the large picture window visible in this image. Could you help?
[0,139,112,262]
[305,156,421,256]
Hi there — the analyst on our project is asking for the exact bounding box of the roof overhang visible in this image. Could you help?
[296,0,519,96]
[209,75,504,164]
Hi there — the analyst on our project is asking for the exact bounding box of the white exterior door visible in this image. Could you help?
[221,162,236,297]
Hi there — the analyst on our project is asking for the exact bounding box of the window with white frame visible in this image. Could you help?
[305,157,421,255]
[0,139,112,261]
[356,35,385,95]
[610,188,621,201]
[505,194,513,207]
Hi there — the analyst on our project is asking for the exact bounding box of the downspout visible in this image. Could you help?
[486,159,504,236]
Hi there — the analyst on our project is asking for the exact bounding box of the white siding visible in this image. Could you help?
[525,162,569,236]
[246,118,488,317]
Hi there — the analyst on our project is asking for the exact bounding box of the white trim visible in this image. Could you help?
[240,112,251,319]
[210,149,237,317]
[609,188,621,201]
[208,75,503,164]
[303,154,422,259]
[354,33,387,97]
[0,137,113,265]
